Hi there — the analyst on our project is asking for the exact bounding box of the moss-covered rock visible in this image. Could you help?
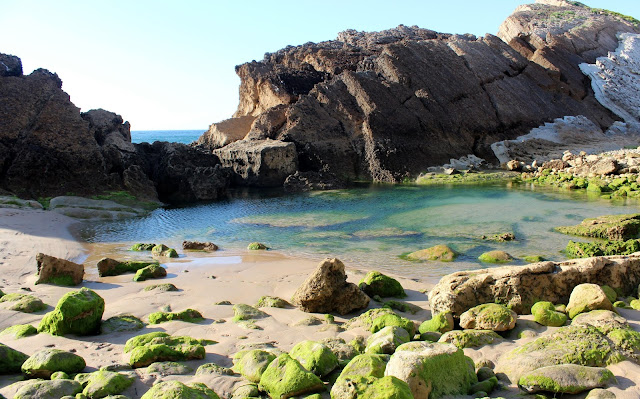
[330,353,391,397]
[151,244,178,258]
[124,332,210,368]
[631,298,640,310]
[332,375,413,399]
[600,285,618,303]
[358,271,406,298]
[365,326,411,355]
[148,309,203,324]
[343,307,396,331]
[81,369,134,398]
[518,364,615,394]
[418,311,454,334]
[234,349,276,383]
[97,258,159,277]
[585,388,617,399]
[258,354,325,399]
[382,300,422,314]
[566,284,614,319]
[531,301,567,327]
[50,371,70,380]
[565,239,640,258]
[101,315,144,334]
[459,303,517,331]
[232,304,268,322]
[130,243,155,251]
[289,341,338,377]
[255,296,288,308]
[231,382,259,399]
[196,363,234,376]
[370,313,415,337]
[477,250,513,263]
[523,255,545,263]
[38,288,104,336]
[13,379,83,399]
[247,242,268,250]
[0,323,38,338]
[147,361,193,376]
[438,330,502,349]
[404,245,457,262]
[140,381,219,399]
[22,349,86,378]
[0,343,29,374]
[143,283,178,292]
[385,341,478,399]
[133,264,167,282]
[470,376,498,395]
[556,213,640,240]
[0,293,47,313]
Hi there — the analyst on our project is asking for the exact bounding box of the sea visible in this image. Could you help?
[131,130,204,145]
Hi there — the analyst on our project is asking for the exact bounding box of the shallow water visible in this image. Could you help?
[78,182,640,281]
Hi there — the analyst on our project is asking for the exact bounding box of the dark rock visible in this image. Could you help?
[0,53,22,77]
[182,241,219,251]
[283,170,347,192]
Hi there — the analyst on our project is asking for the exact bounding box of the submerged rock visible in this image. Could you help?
[556,213,640,241]
[358,271,406,298]
[38,288,105,336]
[404,245,458,262]
[35,253,84,286]
[478,250,513,264]
[130,243,155,251]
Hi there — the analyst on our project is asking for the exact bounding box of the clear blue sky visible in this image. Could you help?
[2,1,639,130]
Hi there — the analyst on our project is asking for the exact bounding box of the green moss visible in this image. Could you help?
[21,349,86,378]
[0,324,38,338]
[130,243,156,251]
[247,242,268,250]
[365,326,411,355]
[370,313,415,337]
[140,381,220,399]
[50,371,69,380]
[333,375,413,399]
[234,349,277,383]
[600,285,618,302]
[258,354,325,399]
[255,296,288,308]
[565,239,640,258]
[82,369,134,398]
[439,330,502,349]
[0,343,29,374]
[461,303,516,331]
[37,197,52,209]
[151,244,178,258]
[143,283,178,292]
[0,293,47,313]
[37,288,105,336]
[133,264,167,282]
[124,332,171,353]
[358,271,406,298]
[148,309,203,324]
[343,308,395,330]
[556,213,640,240]
[416,171,515,185]
[613,300,631,309]
[196,362,234,376]
[531,301,567,327]
[40,275,77,286]
[470,376,498,394]
[524,255,545,263]
[478,250,513,263]
[289,341,339,378]
[383,300,421,314]
[99,259,159,277]
[14,379,83,399]
[232,304,268,322]
[147,361,194,376]
[403,245,458,262]
[630,299,640,309]
[129,343,205,368]
[418,311,454,334]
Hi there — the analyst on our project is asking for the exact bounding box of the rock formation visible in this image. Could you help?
[198,0,640,185]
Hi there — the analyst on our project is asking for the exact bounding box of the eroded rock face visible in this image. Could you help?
[35,253,84,286]
[429,254,640,317]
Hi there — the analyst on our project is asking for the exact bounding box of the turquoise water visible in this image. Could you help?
[131,130,204,144]
[79,183,639,280]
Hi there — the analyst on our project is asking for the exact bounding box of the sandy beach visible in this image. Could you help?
[1,207,640,398]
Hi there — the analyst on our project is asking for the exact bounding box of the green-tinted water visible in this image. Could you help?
[78,182,638,280]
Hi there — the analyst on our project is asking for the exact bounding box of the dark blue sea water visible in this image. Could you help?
[131,130,204,144]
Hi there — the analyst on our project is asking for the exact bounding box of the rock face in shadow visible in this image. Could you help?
[198,0,639,184]
[0,54,229,204]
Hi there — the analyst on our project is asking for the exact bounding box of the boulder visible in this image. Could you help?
[518,364,614,394]
[0,343,29,374]
[96,258,158,277]
[133,264,167,282]
[130,243,155,251]
[182,241,218,251]
[258,354,325,398]
[365,326,411,355]
[330,353,389,397]
[438,330,502,349]
[405,245,457,262]
[289,341,338,377]
[384,341,477,399]
[143,283,178,292]
[124,332,208,368]
[330,375,412,399]
[459,303,517,331]
[291,258,370,315]
[13,379,83,399]
[321,337,360,366]
[358,271,406,298]
[80,369,134,398]
[247,242,268,250]
[0,293,46,313]
[38,288,105,336]
[196,363,234,376]
[21,349,86,378]
[429,254,640,317]
[140,381,219,399]
[35,253,84,286]
[566,284,614,319]
[418,311,454,334]
[232,304,268,322]
[234,350,276,383]
[0,324,38,339]
[556,213,640,241]
[213,139,298,187]
[586,388,617,399]
[531,301,567,327]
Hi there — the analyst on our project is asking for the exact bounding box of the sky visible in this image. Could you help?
[2,1,640,131]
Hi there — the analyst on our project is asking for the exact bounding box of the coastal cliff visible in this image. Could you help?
[199,0,640,185]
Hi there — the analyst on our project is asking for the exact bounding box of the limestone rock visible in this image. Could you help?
[198,115,257,149]
[38,288,105,336]
[35,253,84,286]
[21,349,86,378]
[566,284,614,319]
[291,258,369,315]
[518,364,614,394]
[429,254,640,317]
[459,303,517,331]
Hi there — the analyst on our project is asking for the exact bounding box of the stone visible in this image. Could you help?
[438,330,502,349]
[234,350,276,383]
[101,315,144,334]
[586,388,617,399]
[370,313,416,337]
[429,254,640,317]
[258,354,325,398]
[531,301,567,327]
[196,363,234,376]
[38,288,105,336]
[13,379,83,399]
[140,381,219,399]
[130,243,155,251]
[81,369,134,398]
[470,376,498,395]
[48,196,147,220]
[247,242,268,250]
[291,258,369,315]
[143,283,178,292]
[358,271,406,298]
[506,160,522,171]
[0,53,22,77]
[365,326,411,355]
[565,239,640,258]
[321,338,361,367]
[418,312,454,334]
[405,245,457,262]
[518,364,615,394]
[384,341,477,399]
[0,343,29,374]
[231,382,260,399]
[477,250,513,264]
[459,303,517,331]
[331,353,389,397]
[148,309,203,324]
[331,375,412,399]
[232,304,268,322]
[50,371,69,380]
[601,285,618,303]
[125,332,208,368]
[0,293,46,313]
[0,324,38,338]
[383,300,422,314]
[151,244,178,258]
[566,284,614,319]
[147,361,193,376]
[255,296,288,308]
[343,308,396,331]
[35,253,84,286]
[133,264,167,282]
[182,241,218,251]
[21,349,86,378]
[96,258,158,277]
[289,341,339,377]
[556,213,640,241]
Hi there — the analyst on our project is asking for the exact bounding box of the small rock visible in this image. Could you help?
[258,354,325,398]
[140,381,219,399]
[247,242,268,250]
[133,264,167,282]
[182,241,219,251]
[566,284,614,319]
[459,303,517,331]
[418,311,454,334]
[404,245,457,262]
[358,271,406,298]
[477,250,513,263]
[289,341,338,377]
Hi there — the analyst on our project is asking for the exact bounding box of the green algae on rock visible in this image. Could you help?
[196,362,234,376]
[343,308,396,330]
[523,255,545,263]
[470,376,498,396]
[565,239,640,258]
[255,296,289,308]
[151,244,178,257]
[0,293,47,313]
[365,326,411,355]
[38,288,105,336]
[124,332,210,368]
[289,341,339,377]
[234,349,276,383]
[143,283,178,292]
[370,313,416,337]
[13,379,83,399]
[601,285,618,302]
[531,301,567,327]
[130,243,156,251]
[556,213,640,240]
[247,242,268,250]
[518,364,615,394]
[383,300,422,314]
[148,309,203,324]
[21,349,86,378]
[232,304,269,322]
[438,330,502,349]
[332,375,413,399]
[147,361,194,376]
[141,381,220,399]
[97,258,159,277]
[459,303,517,331]
[418,311,454,334]
[566,284,614,319]
[0,324,38,339]
[133,264,167,282]
[80,369,134,398]
[101,315,144,333]
[0,343,29,374]
[258,354,325,399]
[358,271,406,298]
[478,250,513,263]
[404,245,458,262]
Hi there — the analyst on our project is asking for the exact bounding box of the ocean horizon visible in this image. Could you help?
[131,129,205,144]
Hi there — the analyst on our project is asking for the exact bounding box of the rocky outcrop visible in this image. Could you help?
[429,253,640,317]
[199,1,639,185]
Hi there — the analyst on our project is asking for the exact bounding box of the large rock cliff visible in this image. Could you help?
[198,0,640,184]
